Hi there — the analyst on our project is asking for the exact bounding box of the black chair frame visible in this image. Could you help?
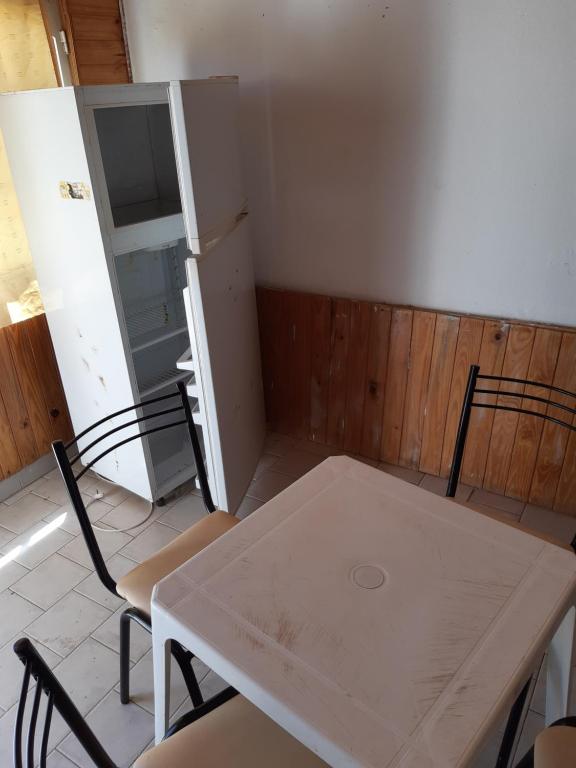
[446,364,576,767]
[52,381,215,708]
[13,637,238,768]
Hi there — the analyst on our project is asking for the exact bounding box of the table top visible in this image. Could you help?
[153,456,576,768]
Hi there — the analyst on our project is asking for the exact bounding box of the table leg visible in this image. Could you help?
[545,606,575,726]
[153,633,172,744]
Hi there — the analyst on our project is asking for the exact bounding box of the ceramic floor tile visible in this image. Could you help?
[52,637,120,715]
[0,493,60,534]
[119,522,180,564]
[0,525,16,548]
[74,553,135,611]
[465,501,521,523]
[295,438,342,458]
[114,648,209,716]
[253,452,283,478]
[91,605,151,663]
[11,553,90,610]
[521,503,576,547]
[58,526,133,569]
[44,497,113,536]
[0,697,70,766]
[469,487,524,519]
[59,689,155,768]
[0,591,43,647]
[419,473,473,502]
[155,492,208,533]
[0,558,28,592]
[77,474,131,507]
[26,591,112,657]
[98,494,163,537]
[263,432,296,456]
[245,470,296,503]
[514,708,544,765]
[1,478,45,506]
[31,476,77,506]
[235,495,263,520]
[270,448,324,478]
[0,633,62,711]
[46,750,83,768]
[378,462,425,485]
[0,520,74,569]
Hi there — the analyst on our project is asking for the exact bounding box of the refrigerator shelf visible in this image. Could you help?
[125,291,184,340]
[131,326,188,354]
[139,368,191,398]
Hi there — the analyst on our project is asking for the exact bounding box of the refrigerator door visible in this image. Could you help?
[168,79,246,255]
[185,218,265,513]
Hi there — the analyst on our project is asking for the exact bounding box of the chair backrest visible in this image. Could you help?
[52,381,215,595]
[446,364,576,552]
[13,637,117,768]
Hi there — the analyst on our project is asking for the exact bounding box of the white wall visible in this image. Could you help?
[124,0,576,326]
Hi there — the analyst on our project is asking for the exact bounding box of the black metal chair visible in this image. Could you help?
[12,637,326,768]
[446,364,576,768]
[52,381,240,708]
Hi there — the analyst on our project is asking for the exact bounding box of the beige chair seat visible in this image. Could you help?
[134,693,328,767]
[117,510,239,615]
[535,726,576,768]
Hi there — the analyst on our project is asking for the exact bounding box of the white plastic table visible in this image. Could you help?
[152,456,576,767]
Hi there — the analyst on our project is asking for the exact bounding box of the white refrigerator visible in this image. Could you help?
[0,79,265,511]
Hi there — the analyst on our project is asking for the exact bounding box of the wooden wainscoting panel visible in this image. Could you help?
[460,321,510,487]
[419,314,460,476]
[0,315,73,480]
[505,328,562,501]
[381,308,413,464]
[483,324,535,494]
[26,313,74,441]
[6,320,53,456]
[440,317,485,478]
[399,311,436,469]
[0,333,38,467]
[326,299,351,448]
[309,294,332,443]
[360,305,391,460]
[342,301,371,455]
[529,333,576,508]
[255,286,576,515]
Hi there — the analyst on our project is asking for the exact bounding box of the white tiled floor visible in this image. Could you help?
[1,434,575,766]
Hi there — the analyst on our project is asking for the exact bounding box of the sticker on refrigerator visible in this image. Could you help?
[59,181,91,200]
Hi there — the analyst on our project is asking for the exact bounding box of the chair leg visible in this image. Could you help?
[120,609,132,704]
[171,640,204,708]
[495,678,531,768]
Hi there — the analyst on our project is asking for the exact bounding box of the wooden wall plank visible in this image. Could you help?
[309,295,332,443]
[440,317,485,478]
[483,325,536,494]
[419,314,460,476]
[0,333,38,465]
[5,322,53,456]
[529,334,576,508]
[360,305,391,460]
[342,301,371,454]
[399,311,436,469]
[555,431,576,515]
[255,287,277,428]
[26,314,74,443]
[0,394,21,479]
[326,299,351,448]
[461,321,510,486]
[381,309,413,464]
[283,292,312,438]
[505,328,562,500]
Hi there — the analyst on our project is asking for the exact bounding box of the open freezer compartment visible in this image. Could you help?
[94,103,182,228]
